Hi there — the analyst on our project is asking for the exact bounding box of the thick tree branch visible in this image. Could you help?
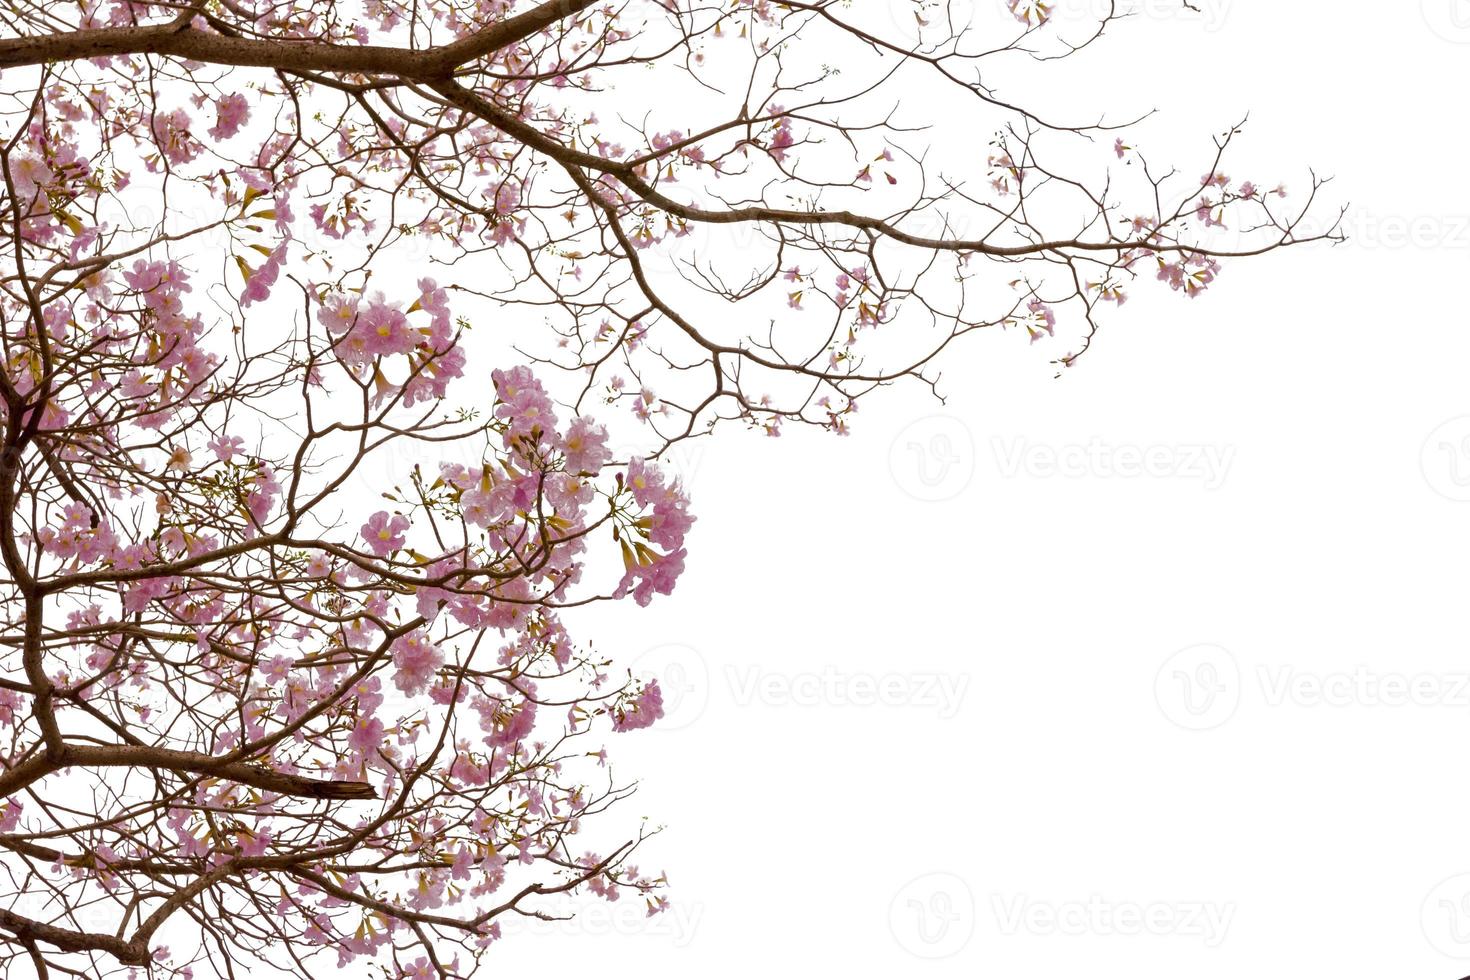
[0,0,598,75]
[0,745,375,801]
[0,907,149,966]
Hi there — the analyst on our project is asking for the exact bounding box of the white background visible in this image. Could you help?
[489,2,1470,978]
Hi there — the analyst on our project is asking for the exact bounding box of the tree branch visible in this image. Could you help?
[0,745,376,801]
[0,0,598,75]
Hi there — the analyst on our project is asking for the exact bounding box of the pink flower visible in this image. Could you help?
[617,548,687,607]
[494,180,521,215]
[361,511,410,556]
[237,829,271,857]
[240,239,289,307]
[119,370,156,401]
[317,293,359,335]
[10,155,52,200]
[416,277,452,337]
[245,464,281,525]
[392,632,443,696]
[649,499,695,550]
[562,416,610,475]
[0,798,21,832]
[460,488,498,528]
[150,109,202,167]
[355,297,414,357]
[208,93,250,141]
[347,716,385,754]
[262,655,292,684]
[1025,298,1056,343]
[624,458,665,508]
[208,434,244,462]
[493,366,557,447]
[768,119,795,162]
[611,680,665,732]
[476,685,539,749]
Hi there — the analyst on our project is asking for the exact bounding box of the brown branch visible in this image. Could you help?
[0,908,148,966]
[0,745,375,801]
[0,0,598,75]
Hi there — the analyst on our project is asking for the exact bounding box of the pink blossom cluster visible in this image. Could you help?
[316,278,466,404]
[207,93,250,141]
[149,108,203,168]
[616,457,694,607]
[765,105,795,163]
[1155,252,1222,298]
[610,680,664,732]
[114,260,221,426]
